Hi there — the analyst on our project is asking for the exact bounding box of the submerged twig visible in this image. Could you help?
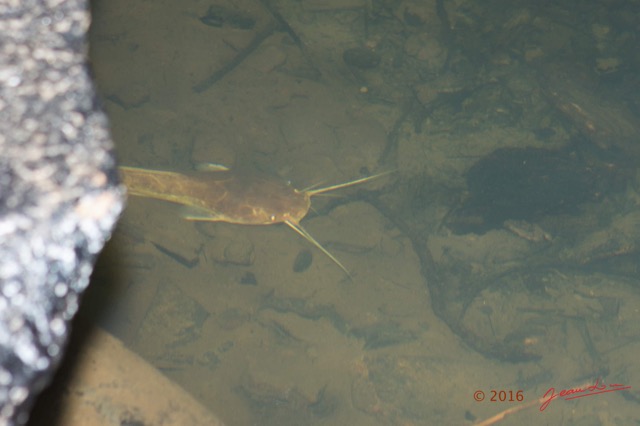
[192,23,277,93]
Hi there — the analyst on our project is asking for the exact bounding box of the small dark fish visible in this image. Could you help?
[293,249,313,273]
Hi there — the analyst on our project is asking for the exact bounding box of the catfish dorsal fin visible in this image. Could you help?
[194,163,231,172]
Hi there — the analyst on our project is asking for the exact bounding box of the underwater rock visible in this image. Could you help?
[446,147,615,234]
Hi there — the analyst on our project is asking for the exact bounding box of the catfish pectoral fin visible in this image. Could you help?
[180,206,224,222]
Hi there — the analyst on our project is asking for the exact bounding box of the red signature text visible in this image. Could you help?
[540,378,631,411]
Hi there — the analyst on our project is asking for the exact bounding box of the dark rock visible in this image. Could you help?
[446,147,613,234]
[0,0,124,423]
